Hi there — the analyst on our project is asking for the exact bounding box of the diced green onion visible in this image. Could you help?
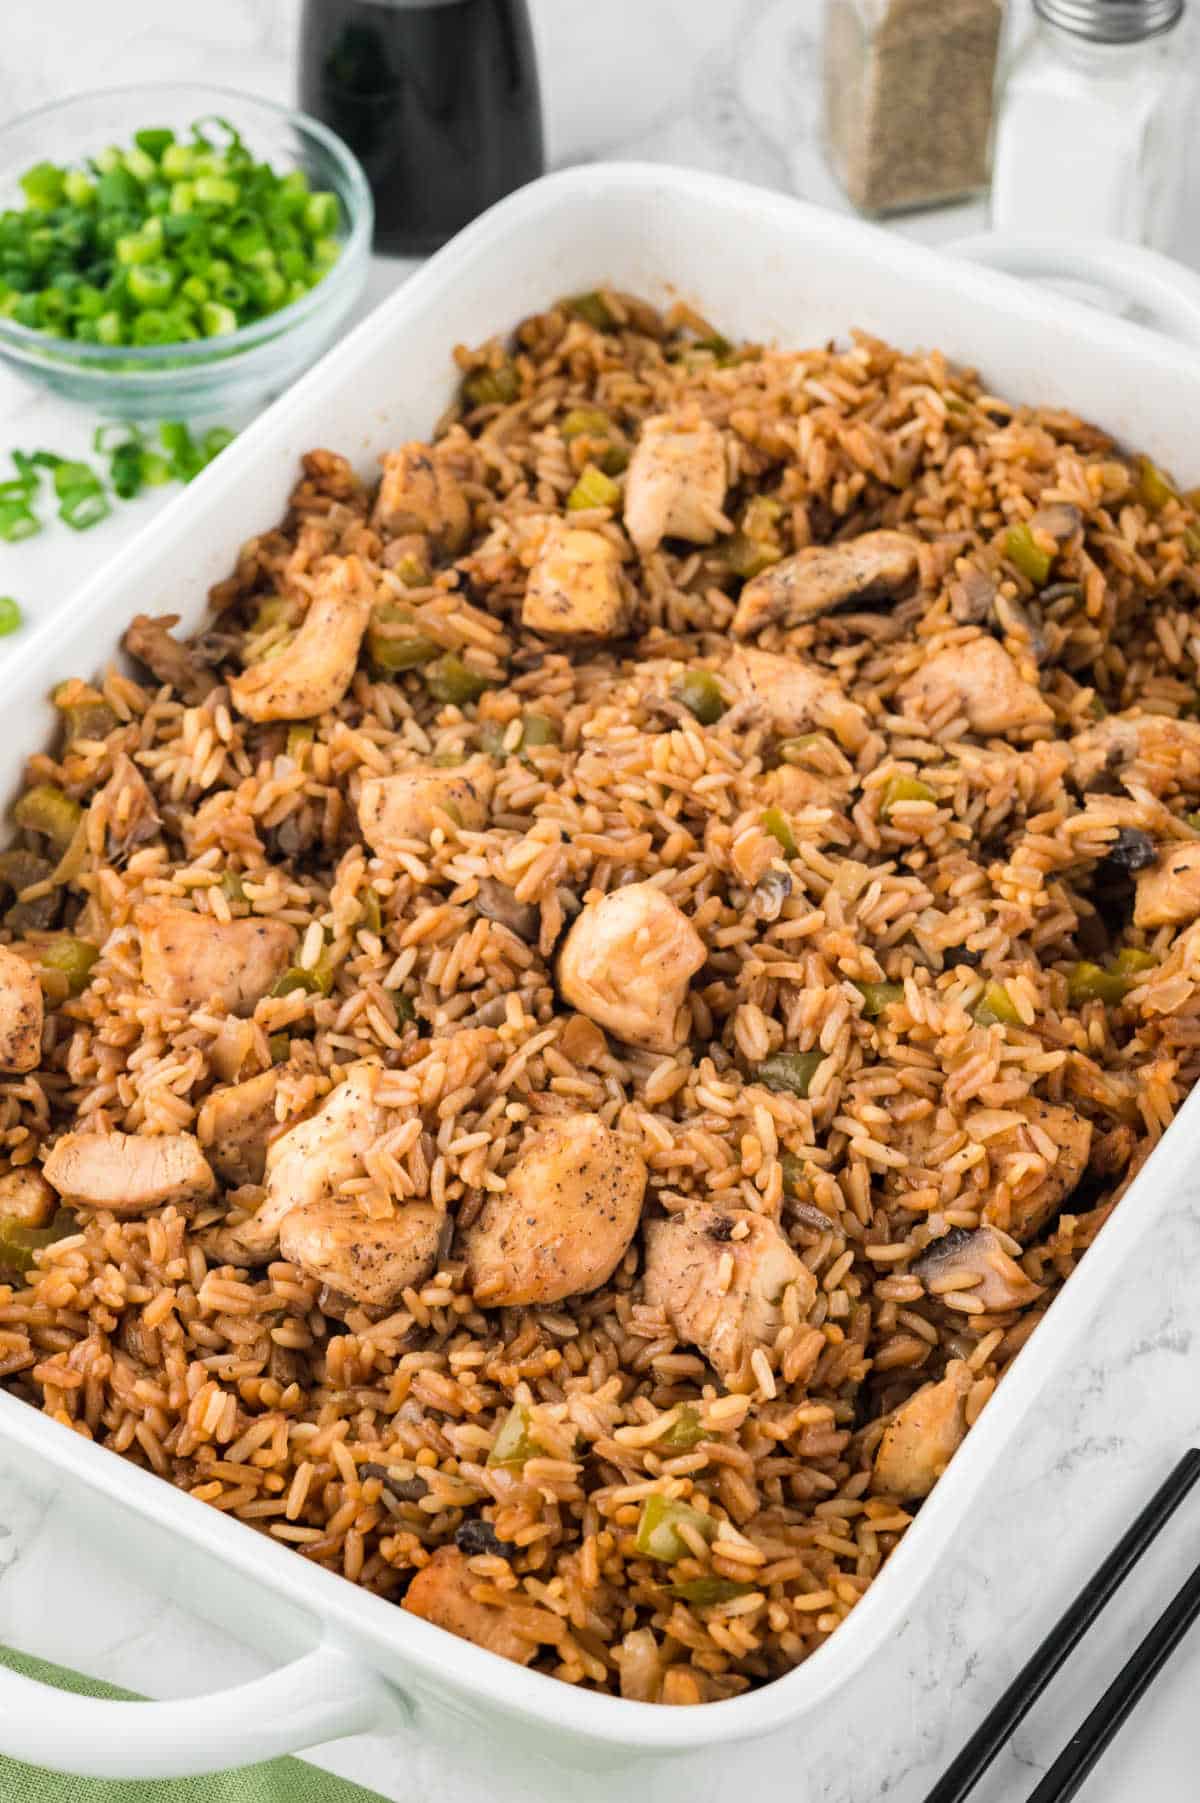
[60,488,110,531]
[761,806,798,858]
[756,1050,824,1098]
[973,981,1021,1027]
[635,1494,717,1563]
[0,504,40,542]
[134,128,176,161]
[0,598,22,637]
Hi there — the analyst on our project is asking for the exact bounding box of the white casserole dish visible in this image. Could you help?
[0,162,1199,1781]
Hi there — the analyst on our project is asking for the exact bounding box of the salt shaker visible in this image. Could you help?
[823,0,1004,215]
[992,0,1193,250]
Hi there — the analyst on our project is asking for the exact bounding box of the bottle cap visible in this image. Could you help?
[1034,0,1183,40]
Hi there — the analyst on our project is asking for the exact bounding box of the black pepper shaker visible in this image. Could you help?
[298,0,544,256]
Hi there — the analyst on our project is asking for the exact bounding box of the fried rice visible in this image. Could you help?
[1,287,1199,1706]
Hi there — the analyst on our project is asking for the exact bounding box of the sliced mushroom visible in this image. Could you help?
[522,524,629,638]
[623,414,727,555]
[871,1360,973,1499]
[981,1100,1093,1240]
[236,1060,386,1255]
[731,530,918,638]
[373,442,470,551]
[557,882,706,1053]
[43,1130,215,1215]
[1029,503,1083,543]
[897,635,1053,735]
[136,905,297,1016]
[728,646,870,752]
[642,1207,817,1392]
[0,944,43,1073]
[914,1225,1042,1312]
[465,1112,646,1307]
[948,565,997,626]
[279,1196,442,1308]
[229,556,375,724]
[357,762,494,855]
[403,1547,538,1666]
[474,878,539,943]
[1134,842,1200,929]
[122,613,216,705]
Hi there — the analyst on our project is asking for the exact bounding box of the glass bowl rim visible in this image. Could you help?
[0,80,374,372]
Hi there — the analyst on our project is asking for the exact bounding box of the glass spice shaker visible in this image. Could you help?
[991,0,1192,251]
[298,0,544,257]
[822,0,1005,215]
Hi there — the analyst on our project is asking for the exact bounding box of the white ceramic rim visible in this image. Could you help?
[0,162,1198,1774]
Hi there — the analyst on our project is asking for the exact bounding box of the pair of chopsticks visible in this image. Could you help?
[925,1448,1200,1803]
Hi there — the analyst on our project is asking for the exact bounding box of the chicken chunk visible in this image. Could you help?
[981,1100,1092,1241]
[403,1547,537,1667]
[43,1130,215,1215]
[280,1196,442,1307]
[357,762,494,856]
[914,1225,1042,1313]
[0,944,43,1073]
[731,530,917,638]
[557,882,706,1053]
[465,1113,646,1306]
[196,1064,305,1186]
[0,1166,56,1228]
[1070,711,1200,797]
[871,1360,973,1499]
[728,646,870,752]
[897,636,1053,736]
[122,613,216,704]
[522,525,629,638]
[229,556,375,724]
[642,1207,817,1392]
[373,442,470,551]
[237,1060,386,1255]
[136,906,297,1017]
[624,414,727,555]
[1134,842,1200,929]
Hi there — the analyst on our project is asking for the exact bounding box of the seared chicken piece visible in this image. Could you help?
[465,1113,646,1306]
[981,1100,1092,1240]
[43,1130,215,1215]
[1070,711,1200,796]
[403,1547,538,1667]
[96,752,160,857]
[358,762,493,856]
[731,530,917,638]
[914,1225,1042,1312]
[237,1060,386,1254]
[373,442,470,551]
[557,882,706,1053]
[229,556,375,724]
[522,525,629,638]
[196,1064,305,1186]
[122,613,215,704]
[897,636,1052,736]
[280,1196,441,1307]
[0,1166,56,1228]
[624,414,727,556]
[642,1207,817,1392]
[1134,842,1200,929]
[728,646,870,752]
[0,944,43,1073]
[136,906,297,1016]
[871,1360,973,1499]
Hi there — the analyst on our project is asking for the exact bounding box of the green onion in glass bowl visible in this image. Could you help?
[0,85,372,416]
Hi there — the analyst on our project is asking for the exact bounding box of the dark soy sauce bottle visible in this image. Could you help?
[298,0,544,256]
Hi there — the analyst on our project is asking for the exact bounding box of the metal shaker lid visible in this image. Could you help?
[1034,0,1183,39]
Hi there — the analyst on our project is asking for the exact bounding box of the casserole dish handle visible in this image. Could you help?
[0,1638,394,1779]
[948,234,1200,348]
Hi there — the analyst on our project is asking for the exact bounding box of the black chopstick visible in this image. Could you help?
[1027,1553,1200,1802]
[923,1447,1200,1803]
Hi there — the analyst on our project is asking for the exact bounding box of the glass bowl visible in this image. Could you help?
[0,84,373,417]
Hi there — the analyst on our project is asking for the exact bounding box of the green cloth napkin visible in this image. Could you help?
[0,1647,391,1803]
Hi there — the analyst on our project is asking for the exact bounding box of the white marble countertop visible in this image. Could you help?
[3,4,1200,1800]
